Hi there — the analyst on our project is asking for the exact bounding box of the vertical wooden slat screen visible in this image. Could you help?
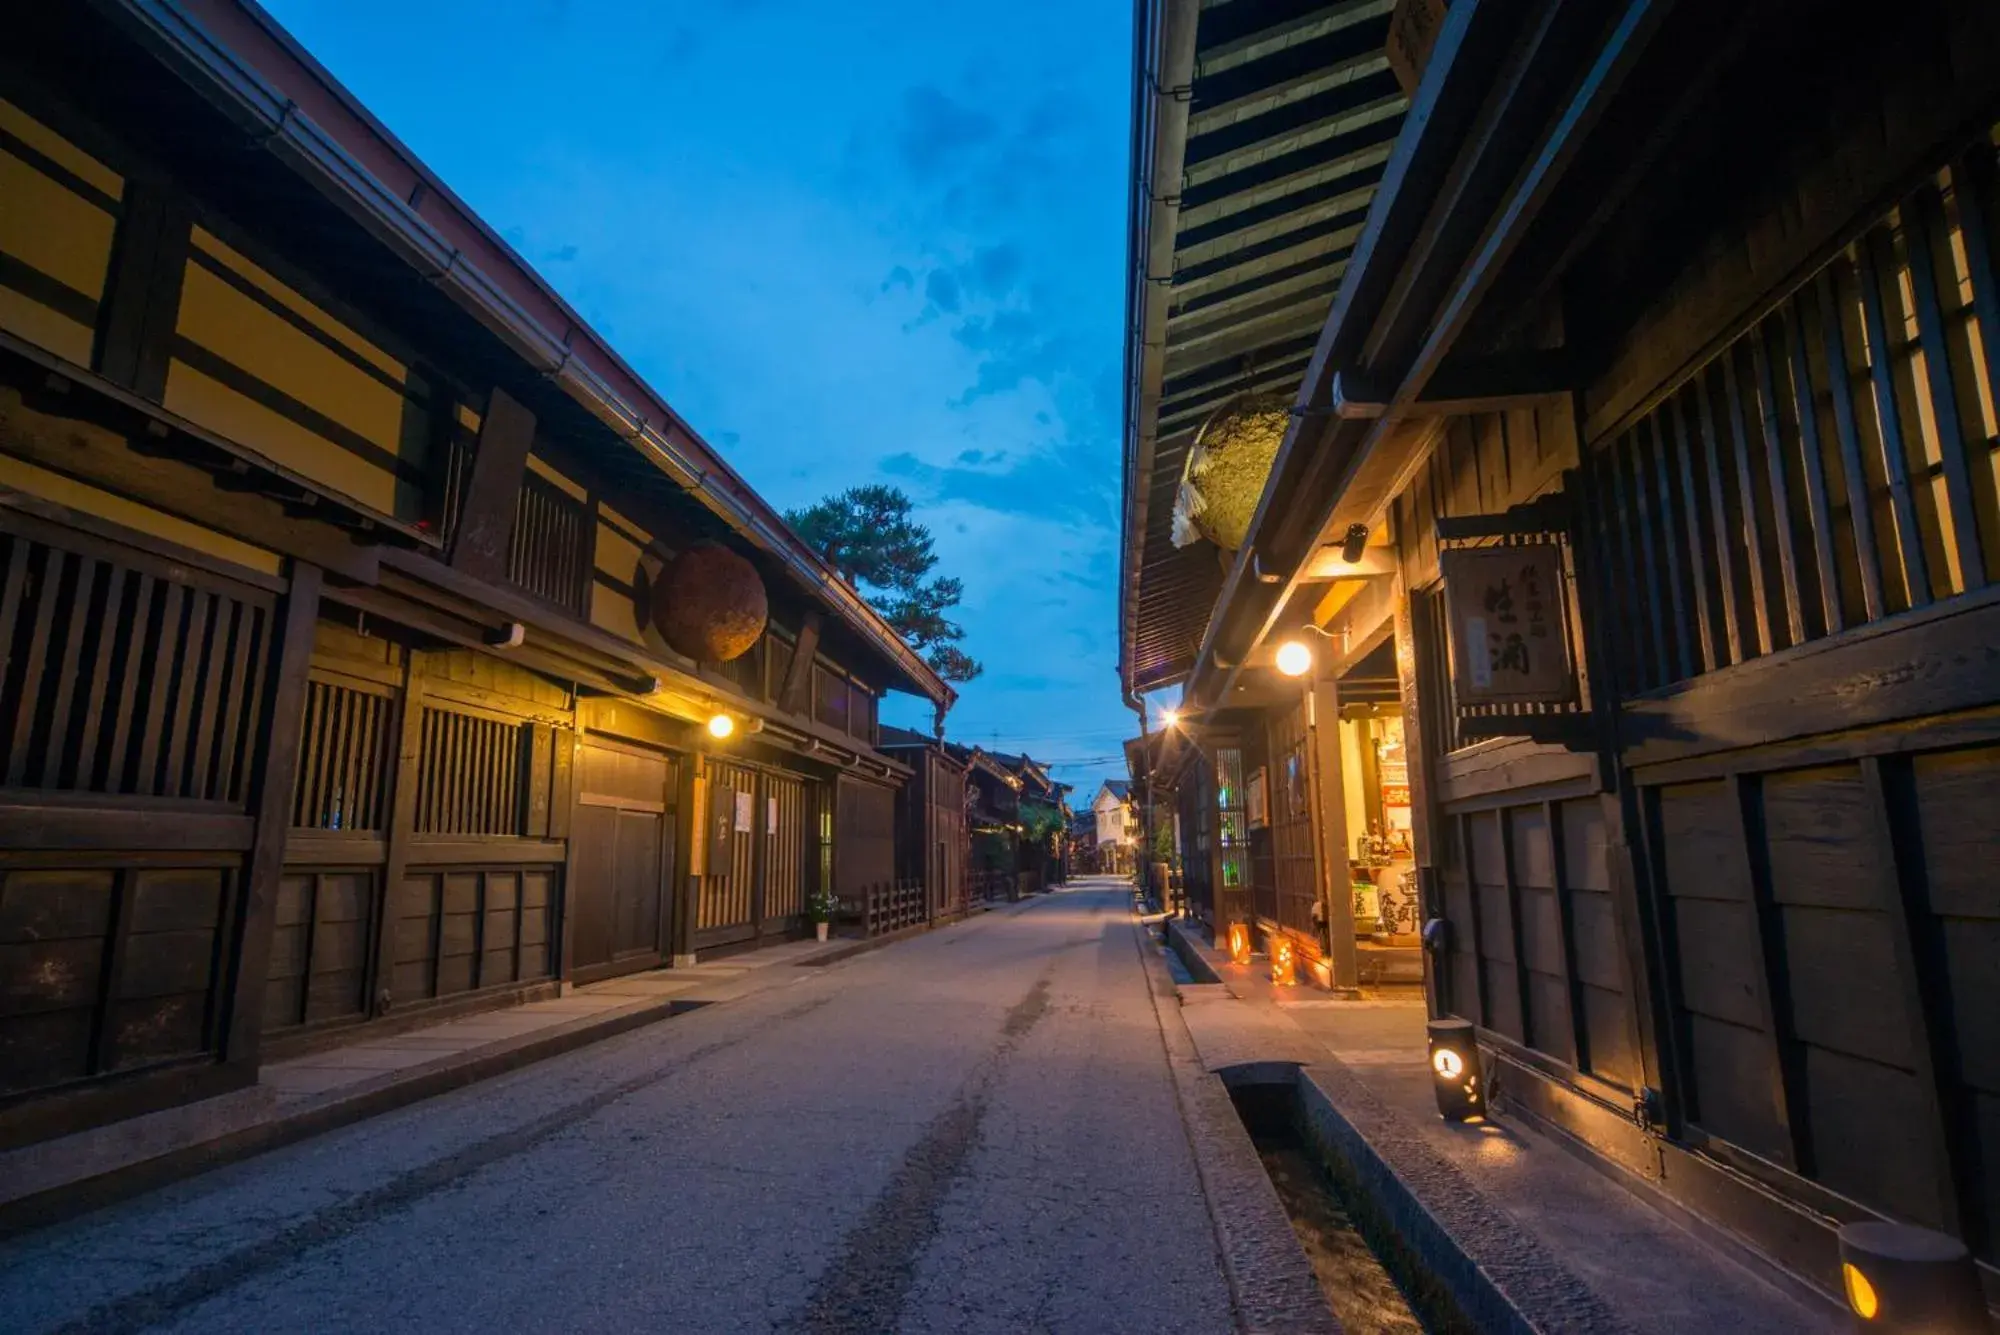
[412,704,524,836]
[1589,144,2000,697]
[0,525,274,804]
[507,473,591,616]
[290,675,396,830]
[763,772,806,921]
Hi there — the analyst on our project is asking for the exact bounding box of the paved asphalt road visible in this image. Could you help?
[1,880,1237,1334]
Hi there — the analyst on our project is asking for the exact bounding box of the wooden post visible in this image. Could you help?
[222,562,321,1065]
[673,759,704,967]
[1393,577,1445,1016]
[1307,668,1358,989]
[371,651,428,1012]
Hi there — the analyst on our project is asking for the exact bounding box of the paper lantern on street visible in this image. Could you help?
[651,542,768,662]
[1837,1221,1987,1331]
[1271,938,1297,987]
[1170,393,1289,553]
[1228,922,1252,966]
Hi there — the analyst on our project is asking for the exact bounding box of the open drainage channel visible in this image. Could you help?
[1229,1078,1477,1335]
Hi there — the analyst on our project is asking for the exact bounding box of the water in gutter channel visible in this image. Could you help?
[1230,1082,1476,1335]
[1150,923,1470,1331]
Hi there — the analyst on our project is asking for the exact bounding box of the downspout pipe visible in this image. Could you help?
[1118,0,1201,702]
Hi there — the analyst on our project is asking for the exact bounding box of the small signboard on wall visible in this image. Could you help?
[1440,543,1575,705]
[734,789,755,833]
[1245,767,1270,830]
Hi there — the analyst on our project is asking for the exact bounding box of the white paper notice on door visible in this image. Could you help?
[734,790,754,833]
[767,796,779,834]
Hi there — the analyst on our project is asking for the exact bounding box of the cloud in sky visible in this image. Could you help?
[264,0,1135,796]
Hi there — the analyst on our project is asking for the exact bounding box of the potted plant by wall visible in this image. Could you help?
[807,884,837,943]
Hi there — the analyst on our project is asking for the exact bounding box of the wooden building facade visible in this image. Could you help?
[0,1,948,1148]
[1123,0,2000,1307]
[879,726,970,922]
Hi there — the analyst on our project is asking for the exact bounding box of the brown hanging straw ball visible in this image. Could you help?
[650,542,769,662]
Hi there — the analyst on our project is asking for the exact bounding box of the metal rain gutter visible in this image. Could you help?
[1119,0,1202,713]
[104,0,955,711]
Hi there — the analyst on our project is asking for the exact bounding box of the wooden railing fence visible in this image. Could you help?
[849,878,926,937]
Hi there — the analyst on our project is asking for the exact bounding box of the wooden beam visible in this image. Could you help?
[1331,351,1573,421]
[780,611,822,715]
[221,562,322,1068]
[0,385,378,582]
[450,386,536,583]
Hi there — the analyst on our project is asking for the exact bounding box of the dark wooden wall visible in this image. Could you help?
[0,498,315,1142]
[891,748,967,920]
[270,622,574,1041]
[835,775,895,898]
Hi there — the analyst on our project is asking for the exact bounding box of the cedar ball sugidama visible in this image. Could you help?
[650,542,768,663]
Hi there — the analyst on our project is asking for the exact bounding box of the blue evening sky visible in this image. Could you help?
[265,0,1141,801]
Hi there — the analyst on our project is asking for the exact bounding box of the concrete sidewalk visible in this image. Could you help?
[1164,918,1842,1334]
[0,931,878,1233]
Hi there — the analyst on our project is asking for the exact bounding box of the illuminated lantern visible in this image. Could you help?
[651,542,768,662]
[1427,1017,1480,1121]
[1270,938,1297,986]
[1836,1221,1986,1332]
[1227,923,1252,966]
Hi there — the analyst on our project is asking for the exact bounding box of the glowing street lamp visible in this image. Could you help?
[1427,1018,1481,1121]
[706,712,735,740]
[1227,922,1252,966]
[1275,639,1312,677]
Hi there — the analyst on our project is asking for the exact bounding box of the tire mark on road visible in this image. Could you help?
[790,971,1054,1334]
[54,996,834,1335]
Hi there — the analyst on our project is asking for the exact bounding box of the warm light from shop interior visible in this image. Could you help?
[1842,1263,1879,1321]
[1228,922,1251,966]
[1275,639,1312,677]
[1270,938,1297,986]
[706,713,735,740]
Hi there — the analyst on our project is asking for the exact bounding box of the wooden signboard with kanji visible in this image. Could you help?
[1439,543,1575,705]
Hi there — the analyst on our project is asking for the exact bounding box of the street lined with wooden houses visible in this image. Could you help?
[4,0,2000,1329]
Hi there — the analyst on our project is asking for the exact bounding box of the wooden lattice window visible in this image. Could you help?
[0,518,275,805]
[413,705,524,836]
[1587,140,2000,697]
[508,473,591,616]
[291,675,396,831]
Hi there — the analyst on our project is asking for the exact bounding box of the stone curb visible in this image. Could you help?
[1170,922,1640,1335]
[1296,1058,1638,1335]
[1131,916,1342,1335]
[0,991,709,1239]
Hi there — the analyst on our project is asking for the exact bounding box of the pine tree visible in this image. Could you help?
[786,485,983,683]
